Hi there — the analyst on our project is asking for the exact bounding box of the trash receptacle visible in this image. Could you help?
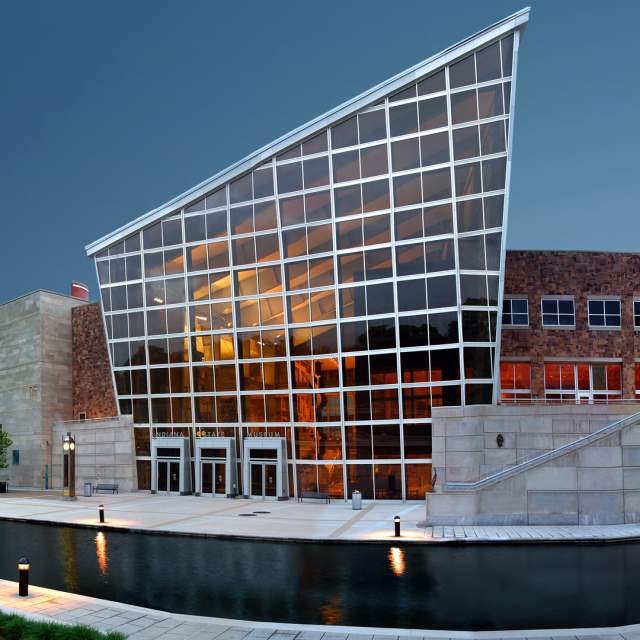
[351,490,362,510]
[83,482,93,497]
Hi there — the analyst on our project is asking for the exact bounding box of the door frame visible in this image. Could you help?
[194,437,237,497]
[242,437,288,500]
[156,459,181,496]
[150,436,191,495]
[249,461,278,500]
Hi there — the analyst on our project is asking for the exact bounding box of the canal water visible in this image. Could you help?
[0,519,638,630]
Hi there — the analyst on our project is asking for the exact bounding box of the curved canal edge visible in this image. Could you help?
[2,579,640,640]
[3,514,640,546]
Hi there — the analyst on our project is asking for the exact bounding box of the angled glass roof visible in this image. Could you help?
[86,7,529,257]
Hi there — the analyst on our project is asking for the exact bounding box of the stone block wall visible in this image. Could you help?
[52,415,137,492]
[72,303,118,420]
[501,250,640,397]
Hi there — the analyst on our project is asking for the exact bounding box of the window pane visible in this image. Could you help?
[450,54,476,88]
[476,42,501,82]
[419,96,447,131]
[451,90,478,125]
[390,103,418,137]
[358,110,387,143]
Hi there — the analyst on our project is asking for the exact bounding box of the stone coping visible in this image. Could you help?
[2,578,640,639]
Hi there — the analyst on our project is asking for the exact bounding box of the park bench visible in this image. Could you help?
[94,483,119,494]
[298,491,330,504]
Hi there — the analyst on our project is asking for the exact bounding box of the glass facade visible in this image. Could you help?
[92,32,519,499]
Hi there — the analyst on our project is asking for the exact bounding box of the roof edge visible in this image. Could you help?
[86,7,530,257]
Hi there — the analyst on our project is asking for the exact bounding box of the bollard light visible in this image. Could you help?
[394,515,401,538]
[18,558,30,597]
[99,504,105,524]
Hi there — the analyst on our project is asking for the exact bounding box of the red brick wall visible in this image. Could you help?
[72,303,118,419]
[501,250,640,397]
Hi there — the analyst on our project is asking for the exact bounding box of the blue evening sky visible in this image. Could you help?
[1,0,638,302]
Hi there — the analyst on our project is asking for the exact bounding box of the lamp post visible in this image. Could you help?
[99,504,105,524]
[62,432,76,500]
[394,515,401,537]
[18,558,30,597]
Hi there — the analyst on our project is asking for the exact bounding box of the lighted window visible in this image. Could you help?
[541,297,575,327]
[502,298,528,326]
[500,362,531,401]
[588,298,621,328]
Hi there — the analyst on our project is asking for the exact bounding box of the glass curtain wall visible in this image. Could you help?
[94,32,517,499]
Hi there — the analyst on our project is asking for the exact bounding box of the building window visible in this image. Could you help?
[500,362,531,400]
[634,299,640,329]
[541,297,575,327]
[78,412,87,421]
[502,298,528,326]
[544,362,622,403]
[12,450,19,465]
[588,298,621,328]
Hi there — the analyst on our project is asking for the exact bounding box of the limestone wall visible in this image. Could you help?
[52,416,137,493]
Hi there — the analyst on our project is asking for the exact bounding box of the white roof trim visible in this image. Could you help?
[86,7,530,256]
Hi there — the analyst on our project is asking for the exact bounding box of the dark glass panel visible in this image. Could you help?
[147,338,167,365]
[232,236,256,265]
[146,309,167,335]
[309,257,334,288]
[241,362,263,391]
[128,311,144,337]
[374,464,402,499]
[462,310,491,341]
[170,365,191,393]
[362,179,390,213]
[111,314,128,339]
[365,247,393,280]
[195,396,215,423]
[358,109,387,143]
[368,317,395,350]
[389,103,419,137]
[254,200,277,231]
[242,395,265,422]
[163,249,184,276]
[331,116,358,149]
[143,222,162,250]
[315,391,340,421]
[126,255,142,280]
[258,265,282,295]
[501,34,514,76]
[230,173,253,204]
[372,425,400,457]
[334,184,362,217]
[288,293,310,323]
[406,463,432,498]
[144,251,164,279]
[162,219,182,247]
[124,233,141,252]
[482,157,507,192]
[346,425,372,460]
[216,395,238,422]
[393,174,421,207]
[255,233,280,263]
[151,398,171,424]
[261,330,286,357]
[230,206,253,235]
[310,289,336,322]
[402,387,430,419]
[294,395,315,423]
[206,211,227,239]
[191,334,212,362]
[422,167,451,202]
[112,342,129,368]
[478,84,504,118]
[458,235,486,270]
[453,125,480,160]
[370,352,397,385]
[430,348,461,381]
[209,271,231,299]
[290,327,312,356]
[302,131,328,155]
[451,89,478,125]
[188,244,208,272]
[476,42,501,82]
[391,138,420,172]
[185,197,205,214]
[337,219,363,250]
[283,228,307,259]
[305,191,331,222]
[423,203,453,236]
[465,383,493,405]
[460,274,487,305]
[395,243,425,276]
[312,324,338,355]
[389,84,416,102]
[307,223,333,255]
[401,351,429,384]
[343,390,371,420]
[279,195,305,227]
[314,358,339,388]
[184,215,206,243]
[346,464,373,499]
[333,149,360,183]
[285,260,308,291]
[457,198,483,232]
[277,146,301,162]
[97,261,110,285]
[292,360,313,389]
[166,307,187,334]
[110,286,127,311]
[360,144,388,178]
[487,275,499,305]
[149,368,170,394]
[397,279,427,312]
[450,54,476,88]
[366,282,394,316]
[260,296,284,326]
[277,162,303,194]
[429,312,459,346]
[206,186,226,210]
[418,96,448,131]
[237,331,260,359]
[399,313,428,347]
[485,232,502,270]
[394,208,423,240]
[427,275,457,308]
[425,238,455,272]
[341,320,367,352]
[340,286,366,318]
[480,121,506,155]
[265,394,290,422]
[484,194,504,228]
[420,132,450,167]
[342,355,369,386]
[109,258,126,283]
[464,346,492,378]
[338,252,365,284]
[253,166,274,199]
[303,156,330,189]
[418,69,445,95]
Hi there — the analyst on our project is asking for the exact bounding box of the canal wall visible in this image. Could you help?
[428,404,640,525]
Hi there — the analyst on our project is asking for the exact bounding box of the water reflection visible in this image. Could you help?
[320,596,343,624]
[95,532,108,577]
[388,546,405,576]
[58,528,78,592]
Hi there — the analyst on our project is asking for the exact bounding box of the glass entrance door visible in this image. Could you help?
[214,463,226,495]
[201,462,214,495]
[250,463,277,499]
[157,460,180,495]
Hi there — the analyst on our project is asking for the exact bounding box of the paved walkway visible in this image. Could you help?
[2,492,640,543]
[3,578,640,640]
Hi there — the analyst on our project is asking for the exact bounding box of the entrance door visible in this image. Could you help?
[250,463,277,499]
[214,463,226,495]
[201,462,214,495]
[157,460,180,495]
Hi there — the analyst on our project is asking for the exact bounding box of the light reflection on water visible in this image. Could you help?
[320,596,343,624]
[95,532,108,577]
[388,546,406,576]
